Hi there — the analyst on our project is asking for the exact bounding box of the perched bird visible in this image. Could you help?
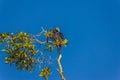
[52,27,64,53]
[53,27,64,42]
[46,27,64,53]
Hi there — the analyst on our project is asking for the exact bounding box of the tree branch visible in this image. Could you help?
[30,27,52,45]
[44,76,48,80]
[57,52,66,80]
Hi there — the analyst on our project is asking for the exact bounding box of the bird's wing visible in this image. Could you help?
[59,32,64,40]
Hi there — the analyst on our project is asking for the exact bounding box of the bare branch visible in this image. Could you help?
[57,52,66,80]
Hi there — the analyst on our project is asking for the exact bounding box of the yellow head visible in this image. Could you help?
[55,27,60,31]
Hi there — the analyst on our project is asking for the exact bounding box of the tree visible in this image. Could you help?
[0,27,68,80]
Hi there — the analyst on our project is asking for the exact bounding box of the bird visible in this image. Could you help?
[52,27,64,53]
[47,27,64,53]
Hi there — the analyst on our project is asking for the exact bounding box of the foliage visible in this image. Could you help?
[39,67,51,80]
[46,45,54,52]
[1,32,36,71]
[0,27,68,80]
[0,32,9,44]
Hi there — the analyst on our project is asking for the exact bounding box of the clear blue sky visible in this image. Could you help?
[0,0,120,80]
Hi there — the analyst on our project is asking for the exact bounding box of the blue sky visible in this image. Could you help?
[0,0,120,80]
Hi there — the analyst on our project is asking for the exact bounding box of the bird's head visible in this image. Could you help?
[55,27,60,32]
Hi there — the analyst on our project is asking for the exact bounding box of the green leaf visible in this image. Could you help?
[5,61,9,64]
[46,45,53,52]
[1,49,6,52]
[39,67,51,78]
[39,72,44,77]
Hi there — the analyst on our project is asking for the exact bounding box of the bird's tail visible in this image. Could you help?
[57,46,61,54]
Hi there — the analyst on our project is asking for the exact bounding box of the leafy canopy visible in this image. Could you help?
[0,28,68,80]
